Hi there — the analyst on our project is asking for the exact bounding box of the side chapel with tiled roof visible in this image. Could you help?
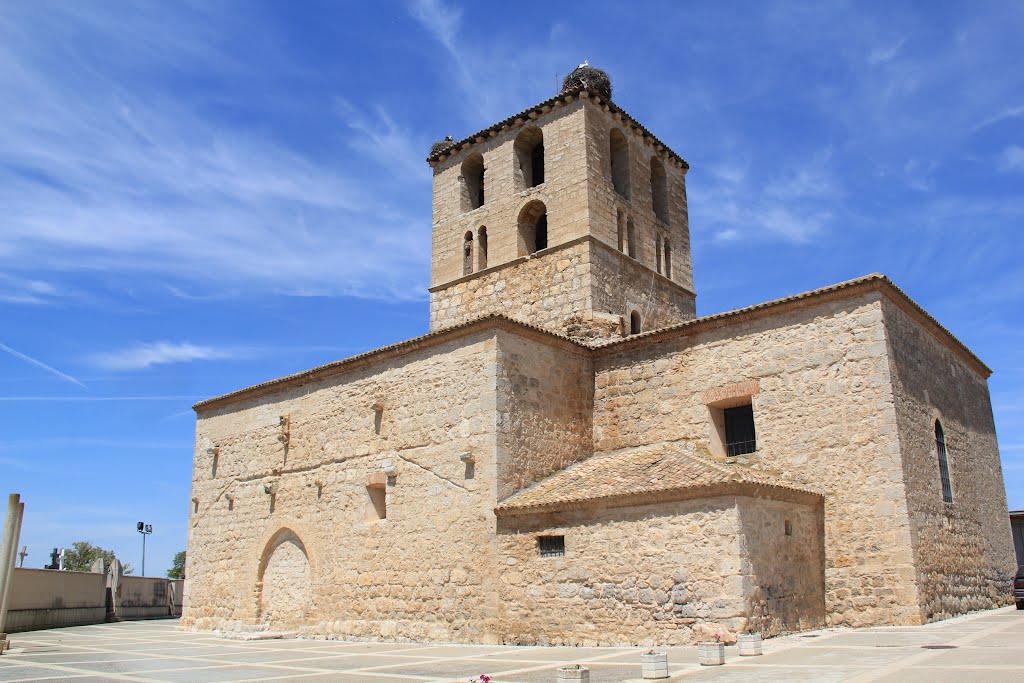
[182,65,1016,645]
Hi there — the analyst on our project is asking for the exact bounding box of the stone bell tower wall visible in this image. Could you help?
[582,101,695,295]
[429,236,696,340]
[429,100,591,289]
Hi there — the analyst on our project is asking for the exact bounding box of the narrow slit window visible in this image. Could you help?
[724,404,757,456]
[616,209,625,252]
[367,485,387,520]
[630,311,642,335]
[538,535,565,558]
[935,420,953,504]
[651,156,668,223]
[477,227,488,270]
[626,218,636,258]
[463,231,474,276]
[664,241,672,279]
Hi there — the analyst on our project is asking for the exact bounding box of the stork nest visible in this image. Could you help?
[430,137,455,156]
[562,65,612,100]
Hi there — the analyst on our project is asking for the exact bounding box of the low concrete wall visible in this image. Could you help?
[3,569,185,632]
[116,576,183,620]
[4,568,107,633]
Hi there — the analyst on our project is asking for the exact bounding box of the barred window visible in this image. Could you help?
[724,404,757,456]
[935,420,953,504]
[538,535,565,558]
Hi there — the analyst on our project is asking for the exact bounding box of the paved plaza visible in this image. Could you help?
[1,607,1021,682]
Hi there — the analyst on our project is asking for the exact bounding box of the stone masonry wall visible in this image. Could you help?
[589,239,696,333]
[495,494,821,646]
[882,299,1016,620]
[582,100,694,294]
[738,497,826,636]
[429,237,695,341]
[494,330,593,500]
[183,330,505,642]
[592,292,922,627]
[496,497,743,646]
[429,239,593,336]
[430,101,590,288]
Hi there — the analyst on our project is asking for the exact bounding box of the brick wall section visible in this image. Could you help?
[882,298,1016,620]
[592,293,922,627]
[183,331,504,642]
[495,330,593,500]
[495,494,822,646]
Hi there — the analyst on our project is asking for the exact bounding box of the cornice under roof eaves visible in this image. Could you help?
[425,86,690,170]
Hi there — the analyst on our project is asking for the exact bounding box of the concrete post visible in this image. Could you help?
[0,494,24,651]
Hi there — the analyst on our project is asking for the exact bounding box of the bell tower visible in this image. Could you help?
[426,65,696,342]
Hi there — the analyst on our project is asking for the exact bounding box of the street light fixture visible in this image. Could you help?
[136,522,152,576]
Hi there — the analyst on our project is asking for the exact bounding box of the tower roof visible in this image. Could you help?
[426,76,690,170]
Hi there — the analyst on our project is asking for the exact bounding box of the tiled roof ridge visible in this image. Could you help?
[426,85,690,169]
[193,312,586,412]
[593,273,991,378]
[495,440,821,515]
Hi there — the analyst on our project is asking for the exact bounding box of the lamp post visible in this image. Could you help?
[136,522,152,576]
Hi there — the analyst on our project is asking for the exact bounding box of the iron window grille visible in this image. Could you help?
[538,535,565,558]
[935,420,953,504]
[724,404,757,457]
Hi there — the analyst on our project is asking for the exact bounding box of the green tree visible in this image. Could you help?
[62,541,133,574]
[167,550,186,579]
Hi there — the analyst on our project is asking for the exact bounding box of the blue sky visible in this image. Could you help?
[1,1,1022,576]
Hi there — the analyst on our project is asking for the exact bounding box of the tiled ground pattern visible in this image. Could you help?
[0,608,1022,682]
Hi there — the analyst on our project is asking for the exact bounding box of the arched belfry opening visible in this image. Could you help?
[651,156,668,223]
[463,231,474,276]
[518,200,548,255]
[257,528,311,627]
[514,126,545,190]
[461,153,485,211]
[609,128,630,199]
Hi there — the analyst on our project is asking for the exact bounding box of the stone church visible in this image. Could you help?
[182,66,1015,645]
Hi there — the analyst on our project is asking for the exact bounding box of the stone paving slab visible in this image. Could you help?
[0,607,1022,682]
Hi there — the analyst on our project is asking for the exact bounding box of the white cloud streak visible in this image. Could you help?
[999,145,1024,172]
[0,3,431,303]
[0,342,87,388]
[89,342,237,370]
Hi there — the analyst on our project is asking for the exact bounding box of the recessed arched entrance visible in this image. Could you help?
[257,528,311,627]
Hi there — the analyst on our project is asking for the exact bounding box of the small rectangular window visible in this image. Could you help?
[784,519,793,536]
[724,404,757,456]
[538,535,565,558]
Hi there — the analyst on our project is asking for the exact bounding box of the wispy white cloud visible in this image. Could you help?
[868,37,907,65]
[89,342,237,370]
[0,2,430,303]
[999,145,1024,172]
[407,0,572,124]
[972,105,1024,133]
[0,396,200,402]
[0,342,87,388]
[87,340,366,371]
